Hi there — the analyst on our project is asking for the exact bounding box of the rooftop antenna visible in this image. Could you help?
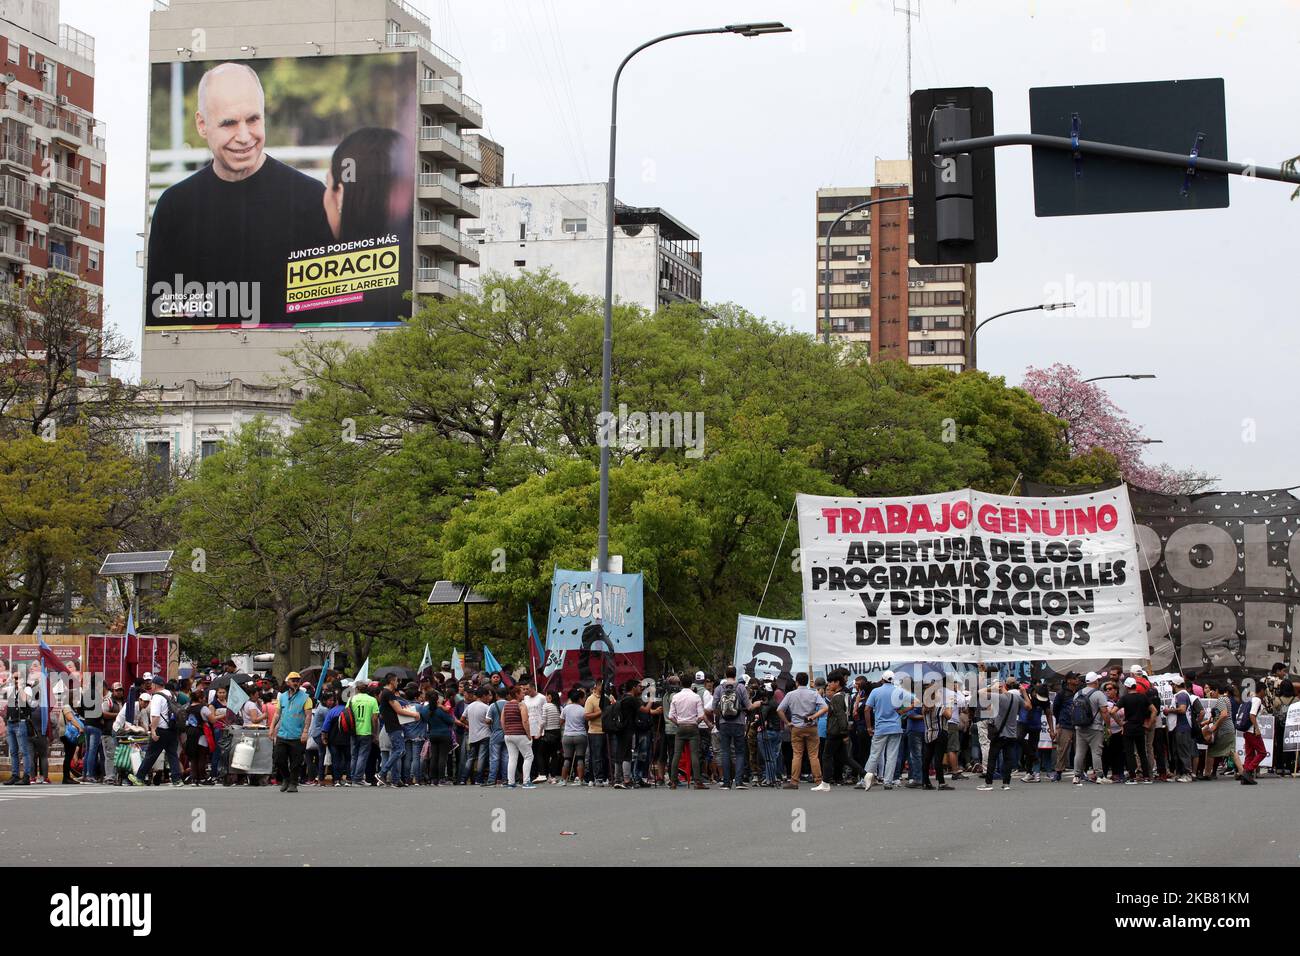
[894,0,921,158]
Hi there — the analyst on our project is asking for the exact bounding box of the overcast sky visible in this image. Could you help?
[72,0,1299,491]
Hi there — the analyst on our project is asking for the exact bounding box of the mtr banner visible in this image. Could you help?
[796,489,1147,669]
[145,51,417,330]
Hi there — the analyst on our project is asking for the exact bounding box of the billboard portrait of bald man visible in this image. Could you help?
[146,62,333,327]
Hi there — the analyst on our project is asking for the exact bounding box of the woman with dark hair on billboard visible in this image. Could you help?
[322,127,415,322]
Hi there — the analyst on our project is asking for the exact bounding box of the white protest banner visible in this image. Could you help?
[797,488,1146,670]
[1285,702,1300,753]
[733,616,808,682]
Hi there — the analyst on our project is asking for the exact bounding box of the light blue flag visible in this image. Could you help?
[227,678,250,716]
[418,643,432,675]
[481,645,512,686]
[451,648,464,680]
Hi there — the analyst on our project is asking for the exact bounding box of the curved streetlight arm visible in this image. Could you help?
[821,195,912,345]
[1082,374,1156,383]
[966,305,1049,362]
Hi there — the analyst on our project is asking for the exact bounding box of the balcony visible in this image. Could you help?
[51,114,88,148]
[48,252,81,276]
[414,266,476,299]
[0,177,32,218]
[418,77,482,129]
[416,171,479,217]
[49,201,82,236]
[417,125,481,175]
[0,93,36,125]
[385,31,460,74]
[0,237,30,265]
[415,220,478,265]
[48,163,82,192]
[0,142,32,174]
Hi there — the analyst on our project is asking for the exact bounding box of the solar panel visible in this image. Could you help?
[426,580,468,605]
[98,551,174,576]
[463,588,495,605]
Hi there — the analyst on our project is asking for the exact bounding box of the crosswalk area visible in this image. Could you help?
[0,782,190,802]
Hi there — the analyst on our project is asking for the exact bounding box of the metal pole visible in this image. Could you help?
[822,194,912,346]
[966,304,1056,366]
[935,133,1300,186]
[598,24,788,573]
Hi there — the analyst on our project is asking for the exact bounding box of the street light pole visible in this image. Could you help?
[966,301,1074,369]
[1082,374,1156,384]
[821,194,912,346]
[597,22,789,574]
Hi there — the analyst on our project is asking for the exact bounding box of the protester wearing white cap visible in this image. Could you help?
[1071,671,1107,785]
[859,670,913,791]
[1163,675,1196,782]
[1117,676,1156,784]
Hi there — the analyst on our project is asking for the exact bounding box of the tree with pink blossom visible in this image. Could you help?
[1021,363,1216,494]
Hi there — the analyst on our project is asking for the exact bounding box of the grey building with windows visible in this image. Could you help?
[461,182,701,312]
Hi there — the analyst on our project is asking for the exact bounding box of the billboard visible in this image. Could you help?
[797,488,1147,671]
[146,52,417,330]
[1024,484,1300,680]
[542,569,644,689]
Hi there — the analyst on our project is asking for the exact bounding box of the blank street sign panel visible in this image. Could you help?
[1029,77,1229,216]
[99,551,174,575]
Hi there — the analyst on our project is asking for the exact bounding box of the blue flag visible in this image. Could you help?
[481,645,512,687]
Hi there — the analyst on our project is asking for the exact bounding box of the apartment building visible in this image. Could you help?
[463,182,701,312]
[816,159,975,371]
[0,0,106,363]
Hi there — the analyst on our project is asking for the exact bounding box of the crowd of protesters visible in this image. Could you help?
[2,655,1295,791]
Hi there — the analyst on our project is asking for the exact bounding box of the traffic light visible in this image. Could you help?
[910,87,998,264]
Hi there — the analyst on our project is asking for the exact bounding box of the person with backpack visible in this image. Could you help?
[134,674,184,787]
[977,678,1027,791]
[320,692,350,786]
[711,665,755,790]
[2,678,34,786]
[1071,672,1108,785]
[1237,684,1267,785]
[182,693,214,785]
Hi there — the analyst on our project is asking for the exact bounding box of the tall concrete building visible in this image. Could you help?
[139,0,486,466]
[144,0,484,391]
[462,182,701,312]
[816,159,975,371]
[0,0,106,363]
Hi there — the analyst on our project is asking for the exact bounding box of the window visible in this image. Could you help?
[561,217,587,234]
[200,440,221,460]
[908,339,965,356]
[817,195,870,213]
[909,290,965,307]
[27,52,35,70]
[6,44,16,65]
[66,69,72,88]
[817,292,872,309]
[38,232,45,249]
[908,266,965,283]
[89,204,100,228]
[88,250,99,271]
[817,217,870,237]
[513,259,526,267]
[518,223,525,241]
[908,313,964,331]
[819,269,869,285]
[146,441,170,481]
[89,162,102,185]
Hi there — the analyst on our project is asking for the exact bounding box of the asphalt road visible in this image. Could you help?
[3,776,1297,866]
